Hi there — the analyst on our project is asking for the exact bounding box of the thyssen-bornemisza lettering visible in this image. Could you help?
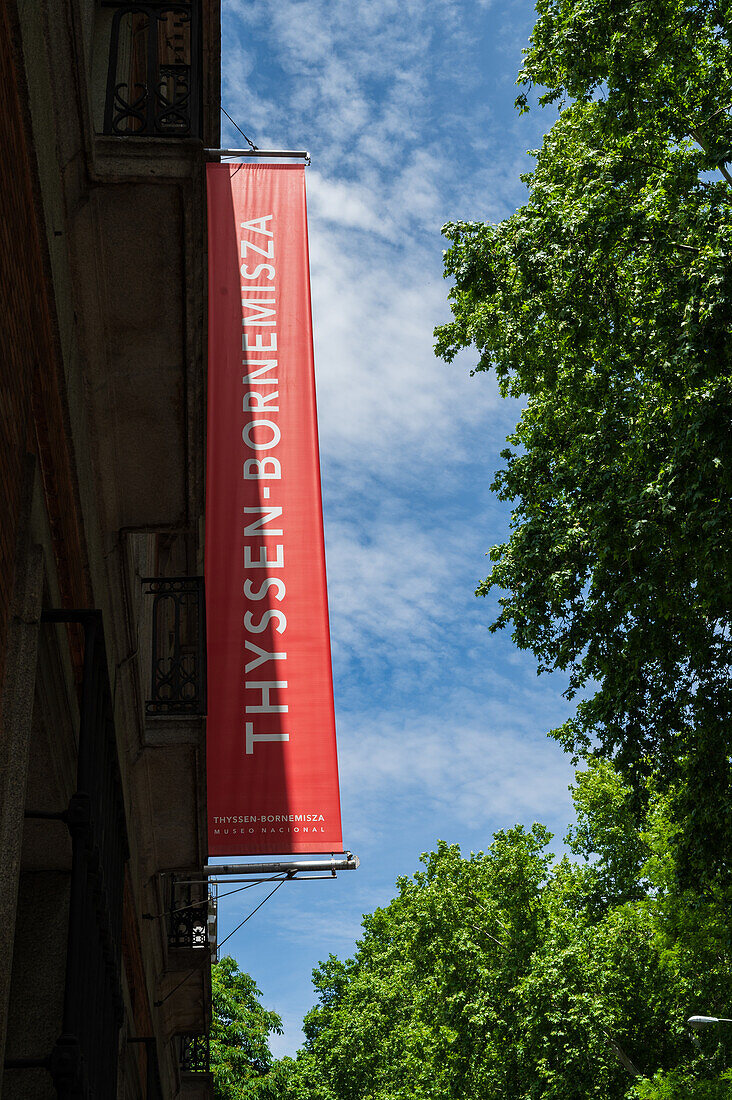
[213,815,327,823]
[212,812,328,837]
[239,213,290,758]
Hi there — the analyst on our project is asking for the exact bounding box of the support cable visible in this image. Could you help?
[153,877,286,1008]
[143,880,261,922]
[220,106,258,151]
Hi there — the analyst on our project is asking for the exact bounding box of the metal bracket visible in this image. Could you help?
[201,852,359,878]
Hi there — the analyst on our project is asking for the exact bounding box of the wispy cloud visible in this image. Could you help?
[339,703,574,845]
[325,513,490,680]
[222,0,539,491]
[272,905,365,947]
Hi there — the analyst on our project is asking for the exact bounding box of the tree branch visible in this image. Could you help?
[690,128,732,186]
[606,1036,643,1078]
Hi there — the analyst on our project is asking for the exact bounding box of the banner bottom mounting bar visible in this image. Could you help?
[202,854,359,877]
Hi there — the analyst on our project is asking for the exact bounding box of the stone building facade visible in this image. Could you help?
[0,2,219,1096]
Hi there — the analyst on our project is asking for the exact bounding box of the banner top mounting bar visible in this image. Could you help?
[205,148,310,162]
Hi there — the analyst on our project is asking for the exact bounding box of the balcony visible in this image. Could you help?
[142,576,206,719]
[102,1,202,138]
[167,874,216,953]
[178,1033,210,1073]
[178,1033,213,1099]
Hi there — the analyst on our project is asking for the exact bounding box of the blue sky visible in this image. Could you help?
[216,0,575,1057]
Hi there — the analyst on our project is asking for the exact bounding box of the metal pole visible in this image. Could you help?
[202,854,359,877]
[55,612,99,1099]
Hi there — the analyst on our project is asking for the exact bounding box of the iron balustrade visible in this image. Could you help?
[178,1033,210,1074]
[142,576,206,717]
[168,874,209,950]
[102,1,202,137]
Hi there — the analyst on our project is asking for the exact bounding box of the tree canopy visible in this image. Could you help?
[434,0,732,887]
[270,766,732,1099]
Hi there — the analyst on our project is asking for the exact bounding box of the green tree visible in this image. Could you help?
[629,1068,732,1099]
[434,0,732,888]
[277,776,732,1099]
[211,956,284,1099]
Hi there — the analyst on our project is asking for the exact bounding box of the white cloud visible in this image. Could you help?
[325,515,481,669]
[220,0,540,489]
[306,171,394,236]
[309,220,503,473]
[272,905,364,947]
[223,0,508,172]
[339,704,574,843]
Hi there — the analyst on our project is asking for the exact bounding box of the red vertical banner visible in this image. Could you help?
[205,163,343,855]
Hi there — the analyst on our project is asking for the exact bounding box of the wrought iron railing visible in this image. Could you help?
[207,891,218,961]
[102,1,202,137]
[168,875,208,950]
[142,576,206,717]
[178,1032,210,1074]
